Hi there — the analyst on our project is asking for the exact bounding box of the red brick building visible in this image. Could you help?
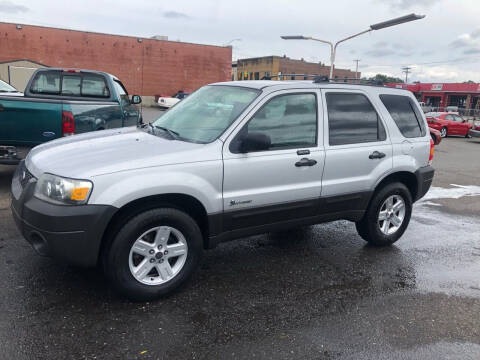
[0,22,232,103]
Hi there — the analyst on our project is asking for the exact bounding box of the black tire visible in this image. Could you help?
[104,208,203,301]
[355,182,412,247]
[440,126,447,138]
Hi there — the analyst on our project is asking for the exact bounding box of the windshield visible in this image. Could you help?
[0,80,18,92]
[152,85,260,143]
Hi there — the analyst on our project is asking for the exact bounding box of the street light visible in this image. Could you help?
[281,13,425,79]
[224,38,242,46]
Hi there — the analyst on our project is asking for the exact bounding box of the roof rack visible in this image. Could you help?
[259,74,385,86]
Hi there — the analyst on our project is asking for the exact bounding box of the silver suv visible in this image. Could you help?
[11,80,435,300]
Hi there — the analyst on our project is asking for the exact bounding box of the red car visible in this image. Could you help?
[426,112,472,138]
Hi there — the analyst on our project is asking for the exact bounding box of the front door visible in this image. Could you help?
[320,90,392,211]
[222,90,325,231]
[113,80,139,127]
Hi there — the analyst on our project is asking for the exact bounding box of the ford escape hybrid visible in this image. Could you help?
[11,80,434,301]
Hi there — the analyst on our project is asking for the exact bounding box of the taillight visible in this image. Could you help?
[62,110,75,136]
[428,138,434,165]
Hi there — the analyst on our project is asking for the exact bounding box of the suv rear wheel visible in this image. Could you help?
[104,208,203,301]
[355,182,412,246]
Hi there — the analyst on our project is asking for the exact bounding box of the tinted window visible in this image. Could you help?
[62,75,81,96]
[30,72,61,94]
[246,93,317,150]
[380,94,425,138]
[327,93,386,146]
[81,75,110,97]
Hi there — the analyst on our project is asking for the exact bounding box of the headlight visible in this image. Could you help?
[34,174,93,205]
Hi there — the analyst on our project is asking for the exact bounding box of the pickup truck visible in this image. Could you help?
[0,68,142,165]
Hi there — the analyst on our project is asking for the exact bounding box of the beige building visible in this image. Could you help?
[0,59,47,91]
[236,55,358,81]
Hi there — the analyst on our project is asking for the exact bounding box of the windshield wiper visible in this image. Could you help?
[154,125,180,140]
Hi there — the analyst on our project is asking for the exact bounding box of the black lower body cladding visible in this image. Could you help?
[11,180,116,267]
[414,166,435,201]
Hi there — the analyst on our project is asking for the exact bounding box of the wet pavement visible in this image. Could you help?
[0,137,479,359]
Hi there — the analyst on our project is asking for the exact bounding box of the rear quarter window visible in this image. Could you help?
[380,94,426,138]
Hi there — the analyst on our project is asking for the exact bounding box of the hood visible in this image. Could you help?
[26,127,217,179]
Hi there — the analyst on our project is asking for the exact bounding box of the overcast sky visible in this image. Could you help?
[2,0,480,82]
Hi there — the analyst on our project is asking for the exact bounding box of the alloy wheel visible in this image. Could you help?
[128,226,188,285]
[378,195,406,235]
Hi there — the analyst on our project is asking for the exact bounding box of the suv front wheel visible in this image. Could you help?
[104,208,203,301]
[356,182,412,246]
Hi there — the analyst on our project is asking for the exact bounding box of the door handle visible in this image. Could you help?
[369,151,386,159]
[295,158,317,167]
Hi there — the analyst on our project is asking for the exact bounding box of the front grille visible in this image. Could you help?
[17,161,35,189]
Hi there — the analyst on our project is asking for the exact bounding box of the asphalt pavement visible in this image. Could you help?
[0,128,479,359]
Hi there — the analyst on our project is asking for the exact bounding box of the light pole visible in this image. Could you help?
[281,13,425,79]
[224,38,242,46]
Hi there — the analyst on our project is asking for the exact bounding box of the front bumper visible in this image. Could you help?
[11,162,116,267]
[468,129,480,138]
[414,165,435,202]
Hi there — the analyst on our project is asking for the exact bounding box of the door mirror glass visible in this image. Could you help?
[131,95,142,104]
[239,132,271,153]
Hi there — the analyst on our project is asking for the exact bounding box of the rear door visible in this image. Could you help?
[444,114,456,134]
[222,89,325,230]
[320,90,392,211]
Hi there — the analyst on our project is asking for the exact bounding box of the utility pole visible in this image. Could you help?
[354,59,361,79]
[402,66,411,83]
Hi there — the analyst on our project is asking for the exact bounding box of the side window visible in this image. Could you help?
[113,80,129,105]
[81,75,110,97]
[326,93,386,146]
[454,115,464,122]
[30,72,60,94]
[61,75,81,96]
[245,93,317,150]
[445,115,453,121]
[380,94,426,138]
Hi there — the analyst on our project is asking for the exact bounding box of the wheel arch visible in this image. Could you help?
[99,193,211,264]
[373,171,418,201]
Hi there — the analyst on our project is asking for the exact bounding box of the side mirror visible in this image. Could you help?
[239,132,271,153]
[131,95,142,104]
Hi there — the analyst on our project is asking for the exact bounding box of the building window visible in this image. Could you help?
[254,72,259,80]
[249,72,253,80]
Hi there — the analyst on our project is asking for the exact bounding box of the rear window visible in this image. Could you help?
[380,95,426,138]
[30,71,110,98]
[81,75,110,97]
[30,72,61,94]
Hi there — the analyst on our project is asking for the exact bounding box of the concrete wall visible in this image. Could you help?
[0,59,46,91]
[0,22,232,100]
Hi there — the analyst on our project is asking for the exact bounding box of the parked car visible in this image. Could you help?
[425,112,472,138]
[419,101,433,113]
[157,91,190,109]
[0,68,142,165]
[429,127,442,145]
[11,81,434,301]
[468,121,480,139]
[0,79,23,96]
